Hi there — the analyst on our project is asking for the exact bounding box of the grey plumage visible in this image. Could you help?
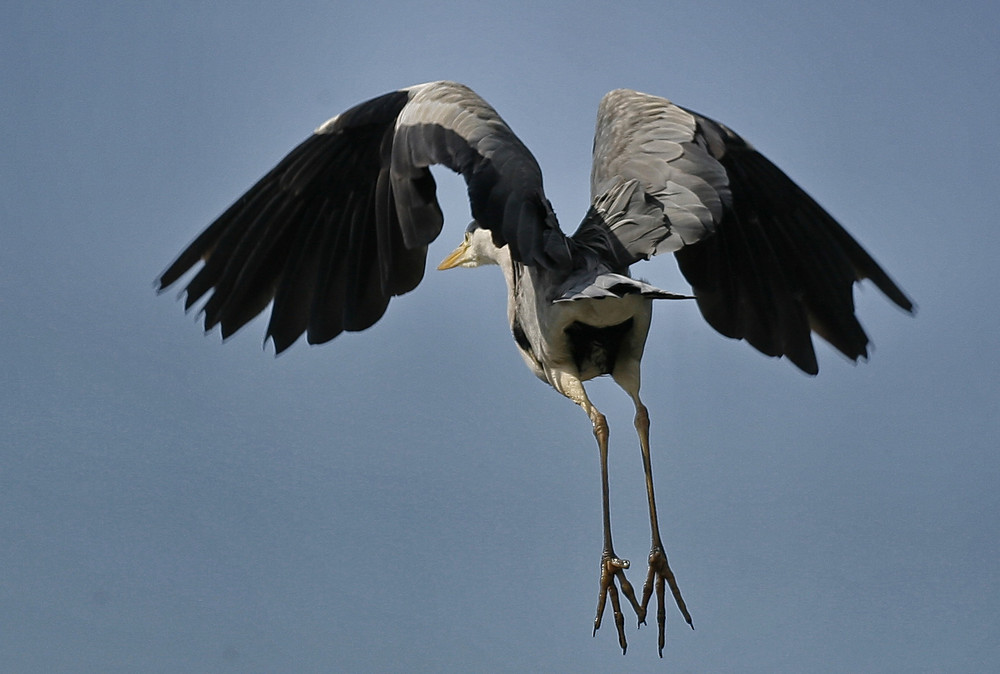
[157,80,913,655]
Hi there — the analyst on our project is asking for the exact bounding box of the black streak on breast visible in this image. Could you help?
[512,320,533,356]
[564,318,634,375]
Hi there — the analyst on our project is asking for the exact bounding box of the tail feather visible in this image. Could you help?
[556,273,691,302]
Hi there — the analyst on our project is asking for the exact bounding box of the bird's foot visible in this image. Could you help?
[640,545,694,657]
[593,551,643,654]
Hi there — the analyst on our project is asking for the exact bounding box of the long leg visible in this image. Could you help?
[547,369,641,654]
[613,368,694,656]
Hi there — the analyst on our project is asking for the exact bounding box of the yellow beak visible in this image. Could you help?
[437,240,472,270]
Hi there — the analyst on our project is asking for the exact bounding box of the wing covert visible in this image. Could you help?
[589,89,729,262]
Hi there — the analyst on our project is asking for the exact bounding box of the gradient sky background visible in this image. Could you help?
[3,1,998,672]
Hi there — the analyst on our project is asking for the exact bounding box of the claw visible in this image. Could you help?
[594,553,643,654]
[641,546,693,657]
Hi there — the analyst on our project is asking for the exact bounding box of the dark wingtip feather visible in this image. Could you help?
[157,252,198,291]
[785,339,820,376]
[266,331,300,356]
[153,275,171,295]
[869,272,915,314]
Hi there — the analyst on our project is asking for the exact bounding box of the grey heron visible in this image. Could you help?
[157,81,913,656]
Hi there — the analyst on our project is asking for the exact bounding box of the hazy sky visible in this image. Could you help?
[3,1,998,671]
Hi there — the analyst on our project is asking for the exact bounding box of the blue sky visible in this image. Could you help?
[3,1,998,671]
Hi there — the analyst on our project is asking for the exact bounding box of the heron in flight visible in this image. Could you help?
[158,81,913,655]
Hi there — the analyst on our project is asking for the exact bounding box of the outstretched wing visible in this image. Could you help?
[587,88,913,374]
[157,81,570,352]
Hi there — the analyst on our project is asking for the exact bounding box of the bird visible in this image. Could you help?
[157,80,913,656]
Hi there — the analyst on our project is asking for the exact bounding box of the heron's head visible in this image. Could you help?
[437,222,505,270]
